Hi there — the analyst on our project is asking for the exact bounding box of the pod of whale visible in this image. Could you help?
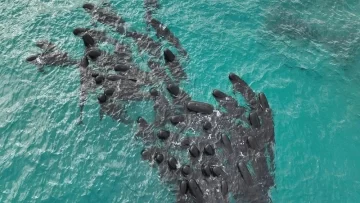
[25,2,275,202]
[138,72,274,203]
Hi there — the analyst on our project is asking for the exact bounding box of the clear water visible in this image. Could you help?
[1,0,360,202]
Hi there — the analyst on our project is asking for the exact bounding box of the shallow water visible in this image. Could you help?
[1,0,360,202]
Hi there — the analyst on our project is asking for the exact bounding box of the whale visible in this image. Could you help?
[126,31,162,58]
[229,73,257,108]
[144,0,159,10]
[211,89,247,122]
[35,40,56,52]
[83,3,125,29]
[99,99,130,123]
[149,18,188,57]
[147,60,172,83]
[78,56,97,124]
[149,88,172,127]
[26,48,77,71]
[163,49,187,81]
[144,0,160,30]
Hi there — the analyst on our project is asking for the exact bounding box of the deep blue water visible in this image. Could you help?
[1,0,360,202]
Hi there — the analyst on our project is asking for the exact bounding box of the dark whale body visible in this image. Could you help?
[26,42,77,71]
[126,31,162,58]
[143,0,160,30]
[83,3,125,28]
[149,18,188,57]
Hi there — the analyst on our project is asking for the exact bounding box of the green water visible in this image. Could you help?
[1,0,360,202]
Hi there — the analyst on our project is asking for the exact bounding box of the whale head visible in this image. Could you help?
[83,3,95,11]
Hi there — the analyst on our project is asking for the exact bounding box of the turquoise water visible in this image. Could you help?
[1,0,360,202]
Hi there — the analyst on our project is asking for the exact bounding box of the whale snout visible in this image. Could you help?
[83,3,95,11]
[73,28,89,36]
